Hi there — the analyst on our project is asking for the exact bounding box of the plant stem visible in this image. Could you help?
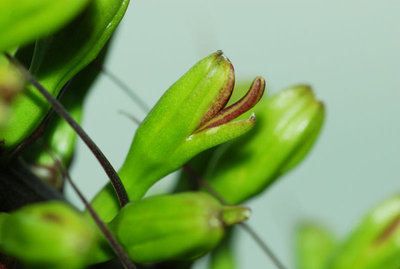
[39,140,136,269]
[5,53,129,208]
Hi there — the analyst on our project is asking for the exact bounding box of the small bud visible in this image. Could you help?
[329,195,400,269]
[296,222,336,269]
[204,84,325,204]
[0,64,25,130]
[108,192,250,263]
[91,52,265,221]
[0,201,102,269]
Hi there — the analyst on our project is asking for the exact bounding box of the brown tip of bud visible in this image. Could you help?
[196,76,265,132]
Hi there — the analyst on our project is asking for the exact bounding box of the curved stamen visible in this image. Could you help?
[196,76,265,132]
[197,59,235,128]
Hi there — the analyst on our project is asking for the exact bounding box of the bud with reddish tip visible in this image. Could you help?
[91,51,265,222]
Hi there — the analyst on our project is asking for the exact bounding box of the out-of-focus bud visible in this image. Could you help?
[0,201,103,269]
[91,51,265,222]
[296,222,336,269]
[108,192,250,263]
[0,0,129,150]
[204,84,325,204]
[328,195,400,269]
[23,43,111,190]
[0,0,90,53]
[210,228,237,269]
[0,64,25,131]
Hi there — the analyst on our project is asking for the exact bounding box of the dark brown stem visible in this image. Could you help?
[5,53,129,207]
[39,141,136,269]
[8,81,70,161]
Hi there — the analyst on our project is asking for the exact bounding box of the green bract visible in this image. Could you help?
[296,222,336,269]
[328,195,400,269]
[204,85,325,204]
[108,192,250,263]
[0,0,90,53]
[91,51,265,222]
[0,201,104,269]
[0,0,130,149]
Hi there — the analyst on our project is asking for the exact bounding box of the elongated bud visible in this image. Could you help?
[204,84,324,204]
[0,0,129,150]
[108,192,250,263]
[296,222,336,269]
[0,201,103,269]
[0,0,90,53]
[328,195,400,269]
[91,52,265,221]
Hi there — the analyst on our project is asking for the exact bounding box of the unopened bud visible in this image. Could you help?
[108,192,250,263]
[0,201,102,269]
[329,195,400,269]
[204,84,325,204]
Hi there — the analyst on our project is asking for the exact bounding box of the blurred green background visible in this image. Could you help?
[67,0,400,268]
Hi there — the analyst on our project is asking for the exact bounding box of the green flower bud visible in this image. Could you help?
[210,228,237,269]
[204,84,325,204]
[296,222,336,269]
[108,192,250,263]
[0,201,103,269]
[91,51,265,221]
[328,195,400,269]
[0,64,25,132]
[0,0,130,150]
[0,0,90,52]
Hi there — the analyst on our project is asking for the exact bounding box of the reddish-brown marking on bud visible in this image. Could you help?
[374,214,400,245]
[196,76,265,132]
[42,212,63,223]
[198,60,235,128]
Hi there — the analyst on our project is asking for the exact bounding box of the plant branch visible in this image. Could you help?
[39,141,136,269]
[5,53,129,208]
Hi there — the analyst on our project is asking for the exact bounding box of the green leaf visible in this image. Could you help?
[0,0,130,149]
[0,0,90,52]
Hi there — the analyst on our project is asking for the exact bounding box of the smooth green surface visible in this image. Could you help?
[204,85,325,204]
[108,192,230,263]
[91,52,258,222]
[0,201,104,269]
[210,228,237,269]
[0,0,90,53]
[328,195,400,269]
[0,0,129,149]
[296,222,336,269]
